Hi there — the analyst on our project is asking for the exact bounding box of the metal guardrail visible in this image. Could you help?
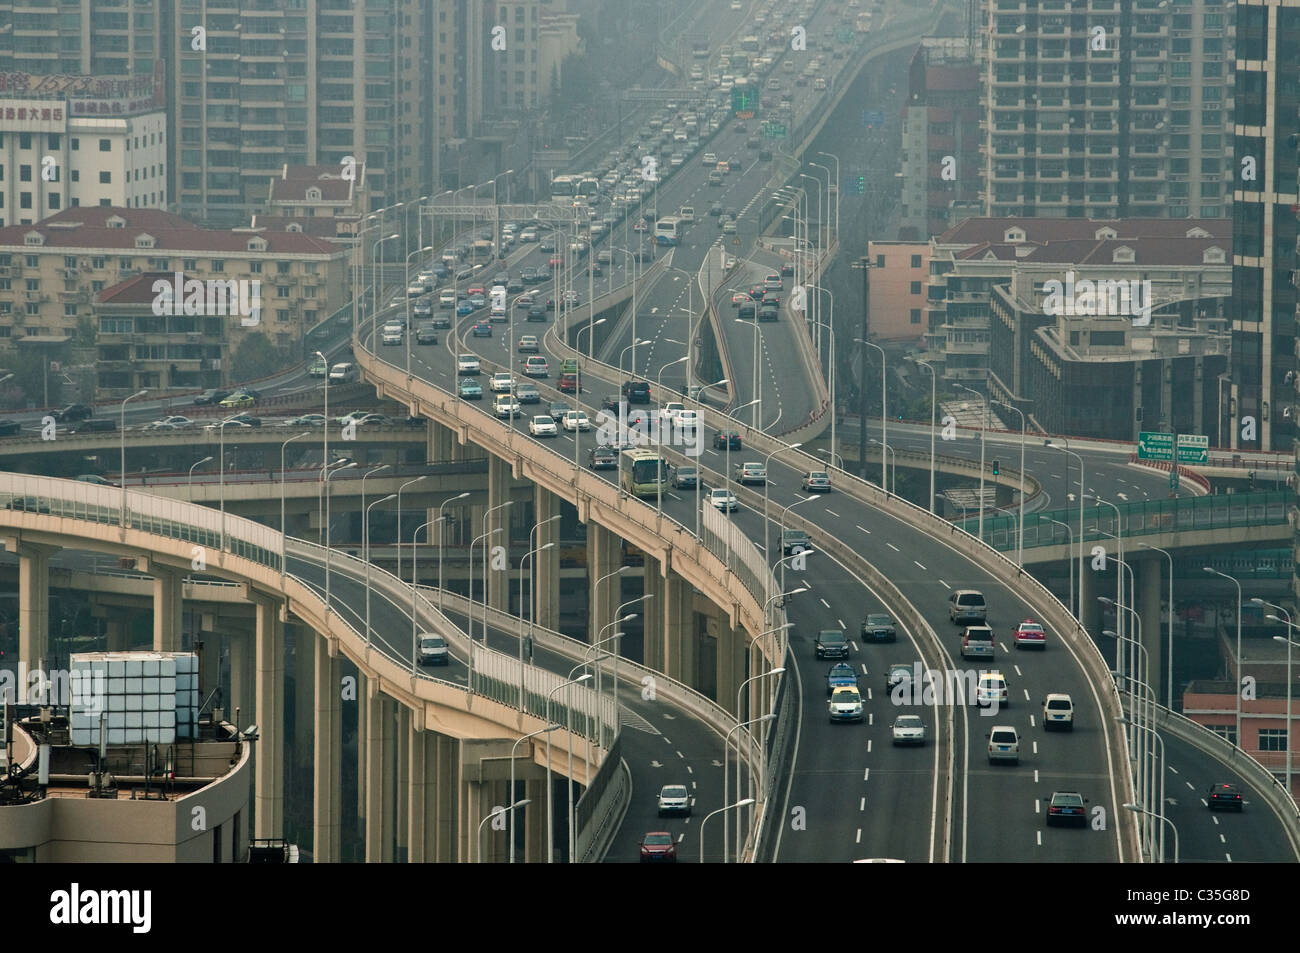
[957,490,1292,553]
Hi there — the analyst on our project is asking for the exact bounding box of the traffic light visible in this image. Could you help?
[992,458,999,475]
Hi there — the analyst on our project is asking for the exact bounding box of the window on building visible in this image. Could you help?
[99,171,111,184]
[19,165,30,182]
[49,194,60,210]
[20,193,31,209]
[911,254,922,268]
[99,138,111,152]
[1259,729,1287,752]
[18,133,31,150]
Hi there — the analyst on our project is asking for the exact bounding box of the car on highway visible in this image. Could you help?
[283,414,326,428]
[548,401,571,421]
[515,383,541,404]
[733,461,767,485]
[708,171,723,186]
[430,313,452,329]
[527,305,547,322]
[218,392,256,408]
[489,372,515,393]
[194,389,233,406]
[224,413,262,428]
[708,487,739,512]
[1208,783,1244,811]
[949,589,987,624]
[713,430,742,450]
[523,356,549,378]
[987,726,1020,764]
[891,714,927,746]
[825,661,858,696]
[703,152,717,165]
[976,671,1008,708]
[53,403,94,422]
[622,379,651,404]
[529,415,558,437]
[457,378,483,400]
[439,290,457,309]
[671,466,697,489]
[146,415,196,430]
[814,629,850,660]
[415,325,439,345]
[562,410,591,432]
[588,444,618,469]
[518,335,540,353]
[472,322,493,337]
[758,304,779,323]
[861,613,897,643]
[493,393,521,418]
[781,528,810,556]
[731,291,753,306]
[5,496,51,513]
[75,474,117,486]
[457,354,480,375]
[639,832,677,863]
[1042,693,1074,730]
[204,419,252,432]
[710,203,724,217]
[960,625,996,660]
[1014,619,1047,649]
[0,419,20,436]
[381,322,404,345]
[417,633,449,666]
[457,301,475,317]
[886,662,915,693]
[781,263,795,277]
[657,784,691,817]
[801,471,831,492]
[722,220,737,234]
[1045,791,1088,826]
[828,686,864,723]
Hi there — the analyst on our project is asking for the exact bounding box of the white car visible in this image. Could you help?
[439,290,457,308]
[657,783,691,817]
[1042,693,1075,731]
[381,322,403,345]
[457,354,480,375]
[987,725,1020,764]
[676,410,699,431]
[519,229,538,242]
[891,714,927,745]
[489,372,515,393]
[828,687,864,723]
[529,415,558,437]
[416,632,449,666]
[523,356,549,378]
[562,410,591,432]
[703,152,718,165]
[976,671,1008,708]
[661,401,685,423]
[708,487,739,511]
[494,394,521,418]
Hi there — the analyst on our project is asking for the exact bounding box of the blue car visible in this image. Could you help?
[825,662,858,697]
[457,378,483,399]
[457,301,474,317]
[472,323,493,337]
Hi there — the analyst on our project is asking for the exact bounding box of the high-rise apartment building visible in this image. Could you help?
[979,0,1234,221]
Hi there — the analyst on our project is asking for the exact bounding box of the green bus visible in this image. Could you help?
[619,448,670,499]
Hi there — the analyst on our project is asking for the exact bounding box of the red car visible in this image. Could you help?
[559,372,580,393]
[1013,619,1047,649]
[466,286,485,296]
[639,831,677,862]
[549,256,564,267]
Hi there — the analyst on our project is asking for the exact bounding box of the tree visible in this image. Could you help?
[231,330,288,382]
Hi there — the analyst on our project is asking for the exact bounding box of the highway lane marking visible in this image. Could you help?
[1186,780,1195,790]
[1034,800,1040,814]
[856,524,871,534]
[1036,830,1042,847]
[1022,689,1030,701]
[668,492,682,501]
[939,579,951,589]
[677,833,686,844]
[860,797,866,811]
[860,664,869,675]
[866,738,872,753]
[866,687,872,700]
[1226,853,1232,862]
[1033,769,1039,782]
[886,542,900,552]
[1220,834,1226,844]
[850,639,859,651]
[856,828,862,844]
[1169,765,1179,774]
[825,508,840,517]
[1032,742,1038,756]
[704,448,718,456]
[1212,816,1219,826]
[999,641,1009,653]
[676,750,685,759]
[864,768,869,781]
[820,598,830,608]
[686,765,693,774]
[802,579,811,589]
[838,618,846,629]
[914,560,926,571]
[1013,665,1023,677]
[1029,715,1036,728]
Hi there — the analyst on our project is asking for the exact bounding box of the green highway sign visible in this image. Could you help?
[764,122,787,138]
[1137,431,1174,461]
[1176,434,1208,465]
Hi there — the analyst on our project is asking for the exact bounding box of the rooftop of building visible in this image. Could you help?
[266,163,364,205]
[937,217,1233,246]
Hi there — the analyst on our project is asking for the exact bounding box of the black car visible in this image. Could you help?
[589,444,618,469]
[54,403,93,422]
[227,413,262,428]
[861,613,897,643]
[430,314,451,329]
[601,394,622,412]
[194,389,232,406]
[758,149,773,161]
[781,263,795,277]
[671,466,697,489]
[713,430,742,450]
[0,419,21,436]
[71,418,116,433]
[1207,783,1244,811]
[781,528,811,556]
[815,630,850,660]
[507,278,524,292]
[527,306,546,322]
[416,325,439,344]
[622,379,651,404]
[549,401,572,421]
[708,203,723,217]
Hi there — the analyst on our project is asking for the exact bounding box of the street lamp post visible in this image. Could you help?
[1104,620,1157,860]
[1045,517,1074,616]
[478,798,530,863]
[992,399,1026,566]
[954,383,985,541]
[734,318,764,429]
[868,439,895,495]
[1045,440,1085,633]
[1269,617,1298,803]
[577,317,606,364]
[278,435,309,572]
[189,455,214,493]
[816,152,841,243]
[363,492,396,644]
[372,232,401,317]
[545,673,591,863]
[775,496,817,595]
[1123,803,1178,864]
[855,337,886,491]
[1142,542,1177,708]
[435,492,471,604]
[701,797,756,864]
[119,388,148,526]
[479,499,515,643]
[655,355,689,514]
[1204,567,1243,747]
[619,338,650,376]
[509,725,558,863]
[908,357,937,513]
[518,537,558,706]
[323,461,357,614]
[395,475,429,582]
[730,673,783,862]
[761,442,803,610]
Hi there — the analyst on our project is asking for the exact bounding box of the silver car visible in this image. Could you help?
[987,726,1020,764]
[657,783,691,817]
[891,714,927,746]
[417,633,449,666]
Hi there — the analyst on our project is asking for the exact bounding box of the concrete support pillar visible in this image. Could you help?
[293,625,314,784]
[464,778,485,863]
[356,672,368,821]
[1137,558,1164,705]
[313,632,342,863]
[381,697,397,862]
[395,707,409,862]
[486,456,511,612]
[105,619,129,653]
[407,715,426,863]
[17,543,55,667]
[588,522,619,645]
[1192,357,1206,435]
[664,575,696,687]
[427,420,455,462]
[534,486,561,633]
[253,599,284,840]
[717,624,746,714]
[643,558,666,673]
[431,734,459,862]
[364,681,384,862]
[1079,563,1103,641]
[151,567,184,652]
[229,633,252,724]
[525,778,547,863]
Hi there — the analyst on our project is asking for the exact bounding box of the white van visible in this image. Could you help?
[679,206,695,222]
[329,362,358,383]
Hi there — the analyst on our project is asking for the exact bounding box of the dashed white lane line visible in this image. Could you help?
[860,664,869,675]
[838,618,846,629]
[1186,780,1195,790]
[686,765,693,774]
[825,508,840,517]
[1220,834,1227,844]
[860,797,866,811]
[1036,830,1042,847]
[1169,765,1180,775]
[856,524,871,534]
[1225,853,1232,862]
[1032,742,1038,755]
[864,768,870,782]
[1022,689,1031,701]
[914,560,926,570]
[1034,800,1041,814]
[1029,715,1036,728]
[1013,665,1023,677]
[939,579,951,589]
[1033,769,1039,782]
[886,542,900,552]
[850,640,860,651]
[820,597,830,608]
[868,712,873,726]
[856,828,862,844]
[867,739,872,753]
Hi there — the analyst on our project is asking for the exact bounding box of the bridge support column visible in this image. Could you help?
[292,625,313,792]
[364,681,384,862]
[717,623,747,714]
[524,778,547,862]
[664,574,696,688]
[392,702,407,862]
[427,421,455,463]
[1078,563,1103,641]
[151,567,184,652]
[534,487,561,633]
[313,632,342,863]
[197,628,220,704]
[228,632,253,725]
[486,456,511,612]
[1137,558,1164,706]
[431,733,460,862]
[407,715,426,863]
[17,542,57,668]
[105,619,129,653]
[588,523,619,645]
[253,599,284,840]
[356,672,368,823]
[643,558,666,673]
